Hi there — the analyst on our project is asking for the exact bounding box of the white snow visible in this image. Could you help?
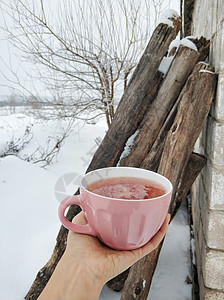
[0,112,192,300]
[180,38,198,51]
[159,36,198,76]
[0,156,60,300]
[199,69,216,74]
[117,129,140,165]
[168,39,181,53]
[185,36,197,39]
[197,61,211,66]
[159,9,179,27]
[191,238,196,266]
[168,37,198,56]
[149,203,192,300]
[158,56,174,76]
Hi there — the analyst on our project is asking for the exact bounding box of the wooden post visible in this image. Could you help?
[120,63,217,300]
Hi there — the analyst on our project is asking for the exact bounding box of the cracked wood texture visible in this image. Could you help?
[25,21,180,300]
[120,62,217,300]
[120,45,200,167]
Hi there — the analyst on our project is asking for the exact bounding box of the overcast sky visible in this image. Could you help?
[0,0,61,97]
[0,0,180,98]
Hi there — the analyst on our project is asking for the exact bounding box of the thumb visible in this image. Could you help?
[72,211,88,225]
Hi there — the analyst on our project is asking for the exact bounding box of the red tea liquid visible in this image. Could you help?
[86,177,166,200]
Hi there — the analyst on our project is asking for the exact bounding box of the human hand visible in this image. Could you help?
[39,212,170,300]
[66,212,170,285]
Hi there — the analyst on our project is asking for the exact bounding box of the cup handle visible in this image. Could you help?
[58,195,96,236]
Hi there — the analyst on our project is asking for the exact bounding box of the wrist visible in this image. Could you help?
[62,250,104,299]
[39,251,103,300]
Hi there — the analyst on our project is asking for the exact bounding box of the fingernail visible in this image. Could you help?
[167,214,171,223]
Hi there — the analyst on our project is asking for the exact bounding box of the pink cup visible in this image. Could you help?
[58,167,173,250]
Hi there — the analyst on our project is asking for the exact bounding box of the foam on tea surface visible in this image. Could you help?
[87,177,166,200]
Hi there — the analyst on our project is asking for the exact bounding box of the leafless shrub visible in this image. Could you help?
[1,0,165,127]
[0,118,74,167]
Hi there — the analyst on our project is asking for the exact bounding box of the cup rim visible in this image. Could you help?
[81,166,173,202]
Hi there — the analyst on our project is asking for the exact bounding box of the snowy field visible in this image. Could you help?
[0,109,192,300]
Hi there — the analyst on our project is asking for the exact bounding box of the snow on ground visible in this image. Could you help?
[0,156,59,300]
[0,112,192,300]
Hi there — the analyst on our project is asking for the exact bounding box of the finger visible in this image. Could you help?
[142,213,170,254]
[72,211,88,225]
[132,213,170,260]
[114,214,170,272]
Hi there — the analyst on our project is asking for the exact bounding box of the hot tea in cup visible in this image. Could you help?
[58,167,172,250]
[86,177,166,200]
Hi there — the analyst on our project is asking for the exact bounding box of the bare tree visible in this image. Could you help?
[1,0,170,127]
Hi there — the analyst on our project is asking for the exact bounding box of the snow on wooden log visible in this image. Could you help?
[119,62,217,300]
[159,9,181,33]
[168,36,210,60]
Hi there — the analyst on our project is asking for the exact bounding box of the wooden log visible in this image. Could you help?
[120,63,217,300]
[160,63,216,207]
[119,45,200,167]
[183,0,195,37]
[107,153,206,292]
[140,53,209,173]
[107,38,210,292]
[189,36,210,61]
[168,36,210,61]
[120,36,210,168]
[171,152,207,218]
[87,22,180,172]
[108,39,209,291]
[140,101,178,171]
[120,242,164,299]
[106,268,130,292]
[25,21,181,300]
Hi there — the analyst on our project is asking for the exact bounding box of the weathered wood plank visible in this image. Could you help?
[171,152,207,218]
[189,37,210,61]
[107,38,210,292]
[120,242,164,299]
[160,63,216,205]
[120,63,217,300]
[120,45,200,167]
